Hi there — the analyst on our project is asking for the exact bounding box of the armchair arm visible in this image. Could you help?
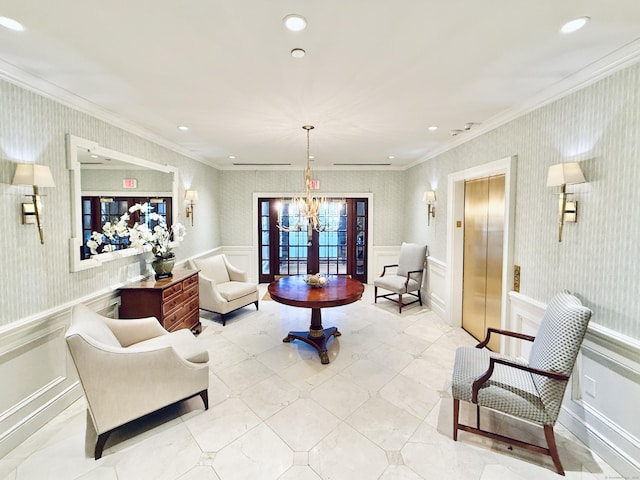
[471,356,569,403]
[404,269,424,289]
[380,264,398,277]
[476,327,535,349]
[225,261,248,282]
[104,316,168,347]
[198,273,228,311]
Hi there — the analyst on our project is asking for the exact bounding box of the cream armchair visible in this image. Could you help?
[65,304,209,459]
[189,254,259,326]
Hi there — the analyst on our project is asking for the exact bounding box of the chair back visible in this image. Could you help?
[528,292,592,422]
[397,242,427,282]
[192,255,231,284]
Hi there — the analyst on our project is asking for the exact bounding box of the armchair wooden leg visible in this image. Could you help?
[453,398,460,441]
[374,286,378,303]
[398,294,403,313]
[254,301,259,310]
[544,424,565,476]
[221,314,227,326]
[95,430,112,460]
[199,389,209,410]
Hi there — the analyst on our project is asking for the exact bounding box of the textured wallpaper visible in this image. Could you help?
[218,169,405,247]
[404,63,640,340]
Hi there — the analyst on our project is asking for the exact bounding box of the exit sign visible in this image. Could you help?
[309,179,319,190]
[122,178,137,189]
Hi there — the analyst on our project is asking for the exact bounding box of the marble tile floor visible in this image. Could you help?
[0,285,621,480]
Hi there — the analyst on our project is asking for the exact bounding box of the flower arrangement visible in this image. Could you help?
[86,203,186,259]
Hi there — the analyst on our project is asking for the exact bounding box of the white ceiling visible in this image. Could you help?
[1,1,640,170]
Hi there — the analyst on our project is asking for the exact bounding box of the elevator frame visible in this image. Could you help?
[445,156,517,353]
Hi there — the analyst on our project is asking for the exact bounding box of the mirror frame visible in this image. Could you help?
[67,134,179,272]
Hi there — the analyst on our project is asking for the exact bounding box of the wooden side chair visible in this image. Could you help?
[451,291,592,475]
[373,242,427,313]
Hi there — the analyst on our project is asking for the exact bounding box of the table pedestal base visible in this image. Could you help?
[282,307,340,364]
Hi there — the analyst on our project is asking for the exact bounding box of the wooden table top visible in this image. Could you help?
[267,275,364,309]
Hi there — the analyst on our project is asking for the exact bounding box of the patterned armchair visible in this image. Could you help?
[373,242,427,313]
[451,292,592,475]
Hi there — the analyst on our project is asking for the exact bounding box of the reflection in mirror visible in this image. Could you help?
[67,135,178,272]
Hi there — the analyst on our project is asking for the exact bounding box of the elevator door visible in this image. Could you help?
[462,175,505,352]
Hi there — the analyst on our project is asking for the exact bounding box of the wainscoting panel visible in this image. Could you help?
[0,292,120,459]
[426,257,446,319]
[508,291,640,478]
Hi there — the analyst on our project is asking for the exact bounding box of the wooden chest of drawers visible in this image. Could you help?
[119,269,201,333]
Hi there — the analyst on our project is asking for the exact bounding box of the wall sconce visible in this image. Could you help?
[184,189,198,226]
[12,163,56,244]
[546,162,586,242]
[424,191,436,225]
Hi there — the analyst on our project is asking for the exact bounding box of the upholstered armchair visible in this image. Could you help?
[374,242,427,313]
[451,292,592,475]
[188,254,259,326]
[65,304,209,459]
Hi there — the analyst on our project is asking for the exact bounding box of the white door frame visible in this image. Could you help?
[445,156,517,345]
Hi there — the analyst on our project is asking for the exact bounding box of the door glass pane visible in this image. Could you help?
[318,201,347,275]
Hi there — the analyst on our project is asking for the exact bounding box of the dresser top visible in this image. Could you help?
[120,268,198,290]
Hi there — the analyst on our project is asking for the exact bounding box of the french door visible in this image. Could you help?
[258,198,368,283]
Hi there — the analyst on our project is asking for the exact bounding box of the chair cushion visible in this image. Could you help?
[373,275,420,294]
[216,281,258,302]
[130,329,209,364]
[397,242,427,277]
[193,255,231,284]
[452,346,551,425]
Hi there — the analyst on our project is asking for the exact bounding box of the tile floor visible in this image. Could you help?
[0,285,621,480]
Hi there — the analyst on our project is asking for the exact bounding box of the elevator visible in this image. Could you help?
[462,175,505,352]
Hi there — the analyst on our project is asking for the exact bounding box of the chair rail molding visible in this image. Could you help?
[508,291,640,478]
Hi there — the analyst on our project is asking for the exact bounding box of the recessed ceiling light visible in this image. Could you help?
[90,154,99,159]
[388,155,395,160]
[177,125,189,131]
[0,16,24,31]
[228,155,236,160]
[291,48,306,59]
[428,125,438,132]
[283,14,307,32]
[308,155,315,160]
[561,16,590,34]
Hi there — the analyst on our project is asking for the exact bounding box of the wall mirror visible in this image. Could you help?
[67,135,178,272]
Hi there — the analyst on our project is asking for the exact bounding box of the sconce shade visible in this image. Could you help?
[12,163,56,187]
[546,162,585,187]
[423,191,436,203]
[184,189,198,202]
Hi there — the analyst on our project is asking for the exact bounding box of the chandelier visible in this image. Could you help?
[277,125,329,242]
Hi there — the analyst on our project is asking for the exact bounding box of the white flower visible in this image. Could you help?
[86,203,185,258]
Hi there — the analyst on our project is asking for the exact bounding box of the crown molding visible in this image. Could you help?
[407,39,640,170]
[0,59,218,169]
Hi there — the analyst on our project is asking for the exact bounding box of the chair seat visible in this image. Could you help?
[452,346,551,425]
[373,275,420,294]
[217,281,259,302]
[130,329,209,364]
